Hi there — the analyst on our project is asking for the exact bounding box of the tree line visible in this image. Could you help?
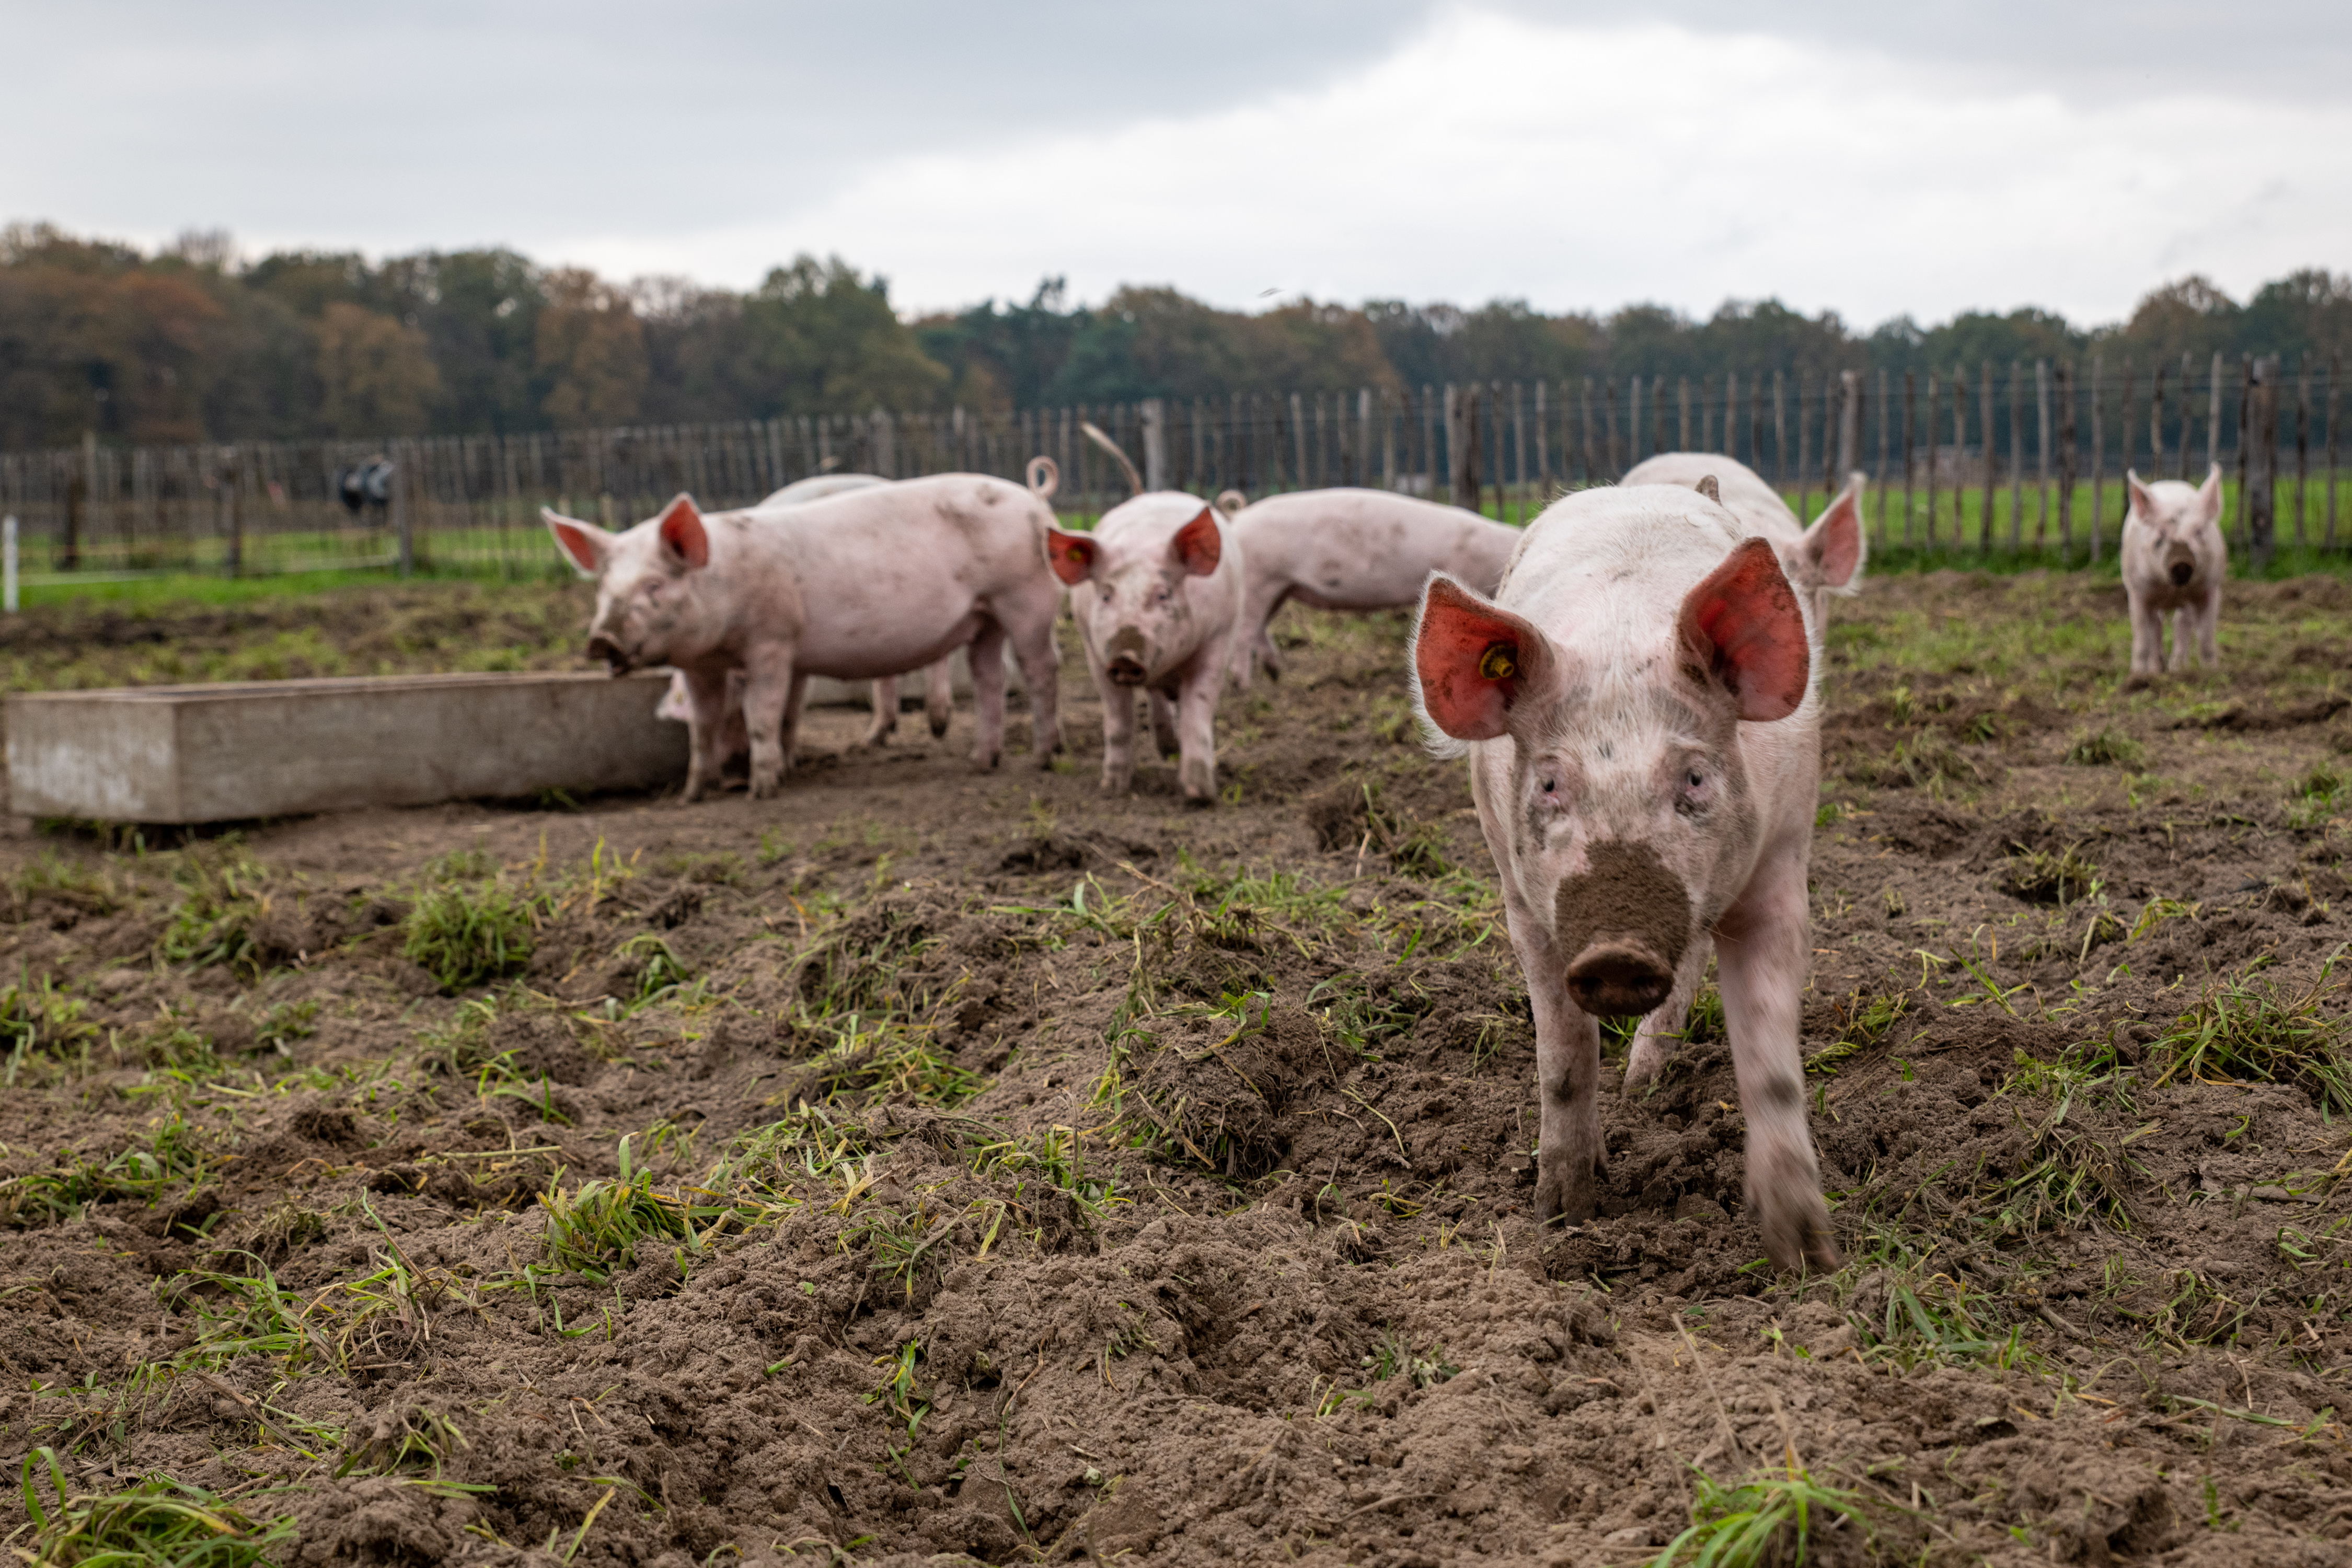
[2,221,2346,451]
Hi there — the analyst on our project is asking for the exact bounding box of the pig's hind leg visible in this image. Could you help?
[860,677,900,747]
[1714,851,1838,1272]
[924,658,954,738]
[1002,592,1063,762]
[968,624,1008,770]
[1098,678,1138,796]
[1622,940,1710,1094]
[1149,690,1181,760]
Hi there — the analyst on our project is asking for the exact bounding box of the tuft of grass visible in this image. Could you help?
[1651,1461,1880,1568]
[2000,842,2100,907]
[422,848,496,882]
[1871,727,1981,790]
[1808,989,1908,1075]
[2148,966,2352,1116]
[15,1448,298,1568]
[0,974,100,1065]
[2290,766,2350,828]
[159,849,267,978]
[403,883,539,992]
[2065,727,2147,768]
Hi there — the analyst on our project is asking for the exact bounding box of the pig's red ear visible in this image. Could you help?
[1046,527,1097,585]
[1803,477,1866,591]
[1413,574,1552,742]
[543,509,609,578]
[1679,538,1809,722]
[656,494,709,569]
[1170,507,1222,576]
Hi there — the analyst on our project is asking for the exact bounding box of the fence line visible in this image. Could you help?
[0,357,2339,579]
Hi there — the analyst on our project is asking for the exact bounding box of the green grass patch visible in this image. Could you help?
[15,1448,297,1567]
[403,882,540,992]
[2065,727,2147,767]
[2000,842,2101,906]
[2148,965,2352,1115]
[1651,1460,1881,1568]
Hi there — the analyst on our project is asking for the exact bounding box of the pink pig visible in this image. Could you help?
[546,475,1063,801]
[1622,452,1866,637]
[1047,495,1244,802]
[2121,465,2226,674]
[1412,483,1837,1271]
[1226,488,1521,686]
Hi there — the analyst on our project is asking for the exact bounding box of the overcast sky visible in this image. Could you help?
[8,1,2350,326]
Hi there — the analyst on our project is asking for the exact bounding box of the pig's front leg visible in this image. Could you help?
[861,677,899,748]
[1173,662,1221,802]
[741,653,800,799]
[2126,589,2162,675]
[1529,965,1607,1227]
[969,624,1007,771]
[1623,939,1710,1093]
[680,666,734,803]
[1098,673,1137,796]
[2196,587,2222,667]
[924,657,954,738]
[2166,606,2195,673]
[1715,850,1838,1272]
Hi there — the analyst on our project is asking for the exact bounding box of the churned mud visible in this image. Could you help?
[5,571,2352,1564]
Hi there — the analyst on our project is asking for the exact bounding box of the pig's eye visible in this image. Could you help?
[1686,769,1703,789]
[1541,778,1556,793]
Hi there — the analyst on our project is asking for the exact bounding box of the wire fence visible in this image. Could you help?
[0,352,2339,582]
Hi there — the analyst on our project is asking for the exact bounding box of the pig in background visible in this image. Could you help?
[1622,452,1866,638]
[1225,488,1520,687]
[2122,464,2226,674]
[1048,494,1244,802]
[648,466,1043,768]
[546,472,1063,801]
[1411,483,1837,1272]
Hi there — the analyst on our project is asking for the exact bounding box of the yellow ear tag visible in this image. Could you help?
[1478,643,1517,681]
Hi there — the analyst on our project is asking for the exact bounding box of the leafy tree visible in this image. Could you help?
[535,269,647,429]
[313,303,441,436]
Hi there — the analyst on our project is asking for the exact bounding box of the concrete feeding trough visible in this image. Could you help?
[7,670,686,824]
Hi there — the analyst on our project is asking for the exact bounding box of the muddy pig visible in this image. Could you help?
[1048,494,1244,801]
[1622,452,1865,639]
[2122,464,2225,674]
[546,475,1063,800]
[1226,488,1520,686]
[1411,483,1836,1271]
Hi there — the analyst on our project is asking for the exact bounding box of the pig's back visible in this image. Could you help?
[1503,486,1751,630]
[1622,453,1801,545]
[781,472,1050,584]
[1239,489,1511,605]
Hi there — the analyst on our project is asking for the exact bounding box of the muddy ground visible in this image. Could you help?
[6,571,2352,1565]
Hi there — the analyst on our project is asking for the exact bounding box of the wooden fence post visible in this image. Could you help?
[1140,398,1168,490]
[2034,360,2052,547]
[2055,361,2077,561]
[1838,369,1860,484]
[1875,366,1889,541]
[1772,371,1788,488]
[1924,372,1940,550]
[2149,362,2166,480]
[1795,374,1812,516]
[2247,354,2278,569]
[1513,381,1528,521]
[2089,354,2106,565]
[2296,354,2311,548]
[1677,376,1690,451]
[1901,371,1917,548]
[2330,353,2342,550]
[2234,354,2252,547]
[2006,361,2024,552]
[1532,381,1548,497]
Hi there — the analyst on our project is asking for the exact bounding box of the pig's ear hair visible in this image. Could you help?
[655,494,710,569]
[543,509,609,578]
[1802,474,1867,595]
[1411,573,1554,750]
[1046,526,1098,585]
[2125,470,2156,520]
[2197,463,2224,517]
[1171,507,1223,576]
[1678,537,1810,722]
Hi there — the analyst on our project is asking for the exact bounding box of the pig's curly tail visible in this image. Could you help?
[1025,455,1059,500]
[1214,489,1248,516]
[1080,422,1145,494]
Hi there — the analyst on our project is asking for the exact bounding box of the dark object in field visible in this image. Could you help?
[335,457,395,518]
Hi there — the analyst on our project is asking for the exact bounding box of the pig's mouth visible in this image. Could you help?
[586,635,634,675]
[1554,840,1694,1019]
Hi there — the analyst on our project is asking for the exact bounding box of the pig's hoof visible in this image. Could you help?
[928,716,951,739]
[972,750,1001,771]
[1754,1190,1839,1274]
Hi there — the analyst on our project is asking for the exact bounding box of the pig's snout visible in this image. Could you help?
[2164,542,2195,587]
[1104,627,1149,687]
[1553,840,1693,1020]
[1565,939,1676,1017]
[586,634,631,674]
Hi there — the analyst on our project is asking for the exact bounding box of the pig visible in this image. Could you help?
[546,474,1063,800]
[1622,452,1865,638]
[653,472,943,755]
[2122,465,2225,674]
[1411,483,1837,1271]
[1226,489,1521,687]
[1047,494,1244,801]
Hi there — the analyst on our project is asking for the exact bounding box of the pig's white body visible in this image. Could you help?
[1053,494,1245,802]
[548,473,1062,800]
[1417,484,1835,1270]
[656,472,946,754]
[2121,466,2226,673]
[1228,488,1520,685]
[1622,452,1865,638]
